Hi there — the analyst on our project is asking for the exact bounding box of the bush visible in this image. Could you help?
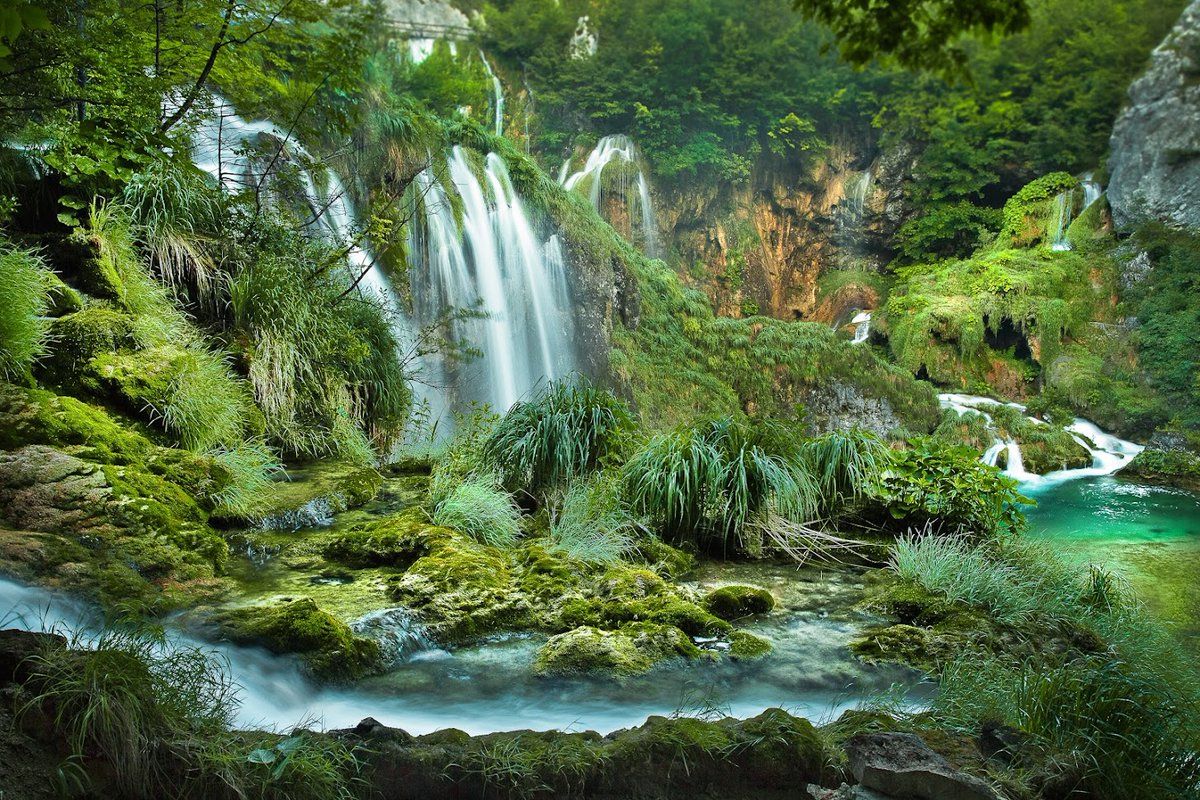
[432,479,524,549]
[0,240,53,379]
[623,416,817,552]
[548,477,640,563]
[482,376,633,501]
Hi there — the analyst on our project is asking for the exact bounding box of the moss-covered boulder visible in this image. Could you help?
[1120,448,1200,491]
[533,623,701,677]
[324,509,453,568]
[388,535,532,642]
[702,585,775,620]
[558,566,731,636]
[209,597,380,680]
[217,462,384,527]
[729,630,773,659]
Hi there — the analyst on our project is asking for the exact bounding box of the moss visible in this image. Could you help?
[1120,448,1200,491]
[210,597,380,680]
[633,538,696,579]
[218,462,385,526]
[42,306,136,383]
[0,383,150,464]
[850,623,936,669]
[728,630,772,659]
[323,509,454,568]
[558,566,731,636]
[702,585,775,620]
[387,536,532,643]
[860,581,957,627]
[532,623,701,677]
[43,271,84,316]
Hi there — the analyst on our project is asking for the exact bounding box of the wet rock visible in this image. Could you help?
[702,584,775,620]
[1108,1,1200,231]
[845,732,1000,800]
[533,623,701,677]
[978,721,1026,765]
[0,629,66,686]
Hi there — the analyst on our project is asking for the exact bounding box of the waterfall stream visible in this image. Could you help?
[938,393,1143,488]
[850,311,872,344]
[562,134,658,258]
[479,52,505,136]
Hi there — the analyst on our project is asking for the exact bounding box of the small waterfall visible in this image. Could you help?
[562,134,659,258]
[479,52,505,136]
[838,170,873,232]
[1049,191,1074,251]
[850,311,872,345]
[351,607,441,665]
[570,16,598,59]
[1081,172,1103,211]
[938,393,1143,487]
[406,38,437,64]
[407,146,578,414]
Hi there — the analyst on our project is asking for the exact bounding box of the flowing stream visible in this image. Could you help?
[561,134,658,258]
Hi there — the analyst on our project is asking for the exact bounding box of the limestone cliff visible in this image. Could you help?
[1108,0,1200,231]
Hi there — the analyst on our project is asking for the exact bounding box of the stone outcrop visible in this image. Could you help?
[845,732,1001,800]
[1108,0,1200,231]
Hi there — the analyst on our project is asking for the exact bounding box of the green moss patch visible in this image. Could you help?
[1120,448,1200,491]
[702,585,775,620]
[533,623,703,677]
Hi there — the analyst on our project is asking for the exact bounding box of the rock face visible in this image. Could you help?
[845,733,1000,800]
[1108,0,1200,231]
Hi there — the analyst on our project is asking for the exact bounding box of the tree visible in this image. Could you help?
[792,0,1031,74]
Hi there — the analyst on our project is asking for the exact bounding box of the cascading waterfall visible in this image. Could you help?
[407,146,578,414]
[479,52,505,137]
[561,134,659,258]
[850,311,872,344]
[838,169,873,232]
[1049,191,1074,251]
[938,393,1143,487]
[1081,171,1103,210]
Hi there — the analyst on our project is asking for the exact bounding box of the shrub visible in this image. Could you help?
[799,428,892,515]
[432,479,524,548]
[0,240,53,379]
[623,416,818,552]
[482,376,633,500]
[548,477,639,563]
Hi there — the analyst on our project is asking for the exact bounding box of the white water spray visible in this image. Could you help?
[562,134,658,258]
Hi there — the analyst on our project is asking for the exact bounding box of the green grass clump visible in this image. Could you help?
[624,415,818,552]
[548,477,639,563]
[0,239,53,379]
[799,428,891,514]
[209,440,286,517]
[432,479,524,549]
[482,376,633,501]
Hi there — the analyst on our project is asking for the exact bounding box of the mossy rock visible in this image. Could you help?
[0,383,150,464]
[1120,448,1200,491]
[859,581,957,627]
[703,585,775,620]
[387,536,532,643]
[324,509,455,568]
[42,230,125,300]
[729,630,772,659]
[633,537,696,579]
[850,624,936,669]
[44,271,84,316]
[219,462,385,527]
[558,566,731,636]
[41,305,136,384]
[533,623,701,677]
[210,597,380,681]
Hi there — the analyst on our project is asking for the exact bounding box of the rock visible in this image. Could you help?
[978,721,1026,765]
[845,732,1000,800]
[532,623,701,677]
[702,584,775,620]
[803,380,903,438]
[0,629,66,686]
[1119,447,1200,491]
[1108,1,1200,231]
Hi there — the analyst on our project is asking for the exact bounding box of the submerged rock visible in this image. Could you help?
[702,584,775,620]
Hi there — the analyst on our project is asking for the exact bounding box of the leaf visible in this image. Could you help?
[56,212,80,227]
[275,736,304,754]
[247,748,277,765]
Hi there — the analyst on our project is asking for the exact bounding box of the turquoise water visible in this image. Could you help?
[1023,477,1200,649]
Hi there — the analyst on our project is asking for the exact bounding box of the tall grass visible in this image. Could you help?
[0,239,52,379]
[623,415,819,551]
[21,625,368,799]
[209,440,286,517]
[799,428,892,514]
[892,531,1200,799]
[548,477,639,563]
[154,350,254,452]
[432,478,523,548]
[482,376,632,500]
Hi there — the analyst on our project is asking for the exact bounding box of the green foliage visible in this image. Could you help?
[547,477,639,563]
[894,201,1001,263]
[432,479,524,549]
[0,238,53,379]
[482,376,633,500]
[799,428,892,514]
[869,438,1028,535]
[997,171,1078,248]
[623,415,818,552]
[793,0,1031,75]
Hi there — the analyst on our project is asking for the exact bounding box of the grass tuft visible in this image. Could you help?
[432,478,523,549]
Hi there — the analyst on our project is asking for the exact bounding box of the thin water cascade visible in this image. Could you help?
[1049,191,1074,251]
[938,393,1143,488]
[1081,171,1103,211]
[850,311,872,344]
[479,51,505,136]
[561,134,659,258]
[407,146,578,415]
[838,169,873,232]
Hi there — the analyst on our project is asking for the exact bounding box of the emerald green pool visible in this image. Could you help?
[1023,477,1200,650]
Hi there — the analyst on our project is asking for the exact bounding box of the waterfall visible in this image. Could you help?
[479,51,505,137]
[1081,171,1103,211]
[937,393,1143,487]
[850,311,872,344]
[407,146,578,415]
[1049,191,1074,251]
[562,134,659,258]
